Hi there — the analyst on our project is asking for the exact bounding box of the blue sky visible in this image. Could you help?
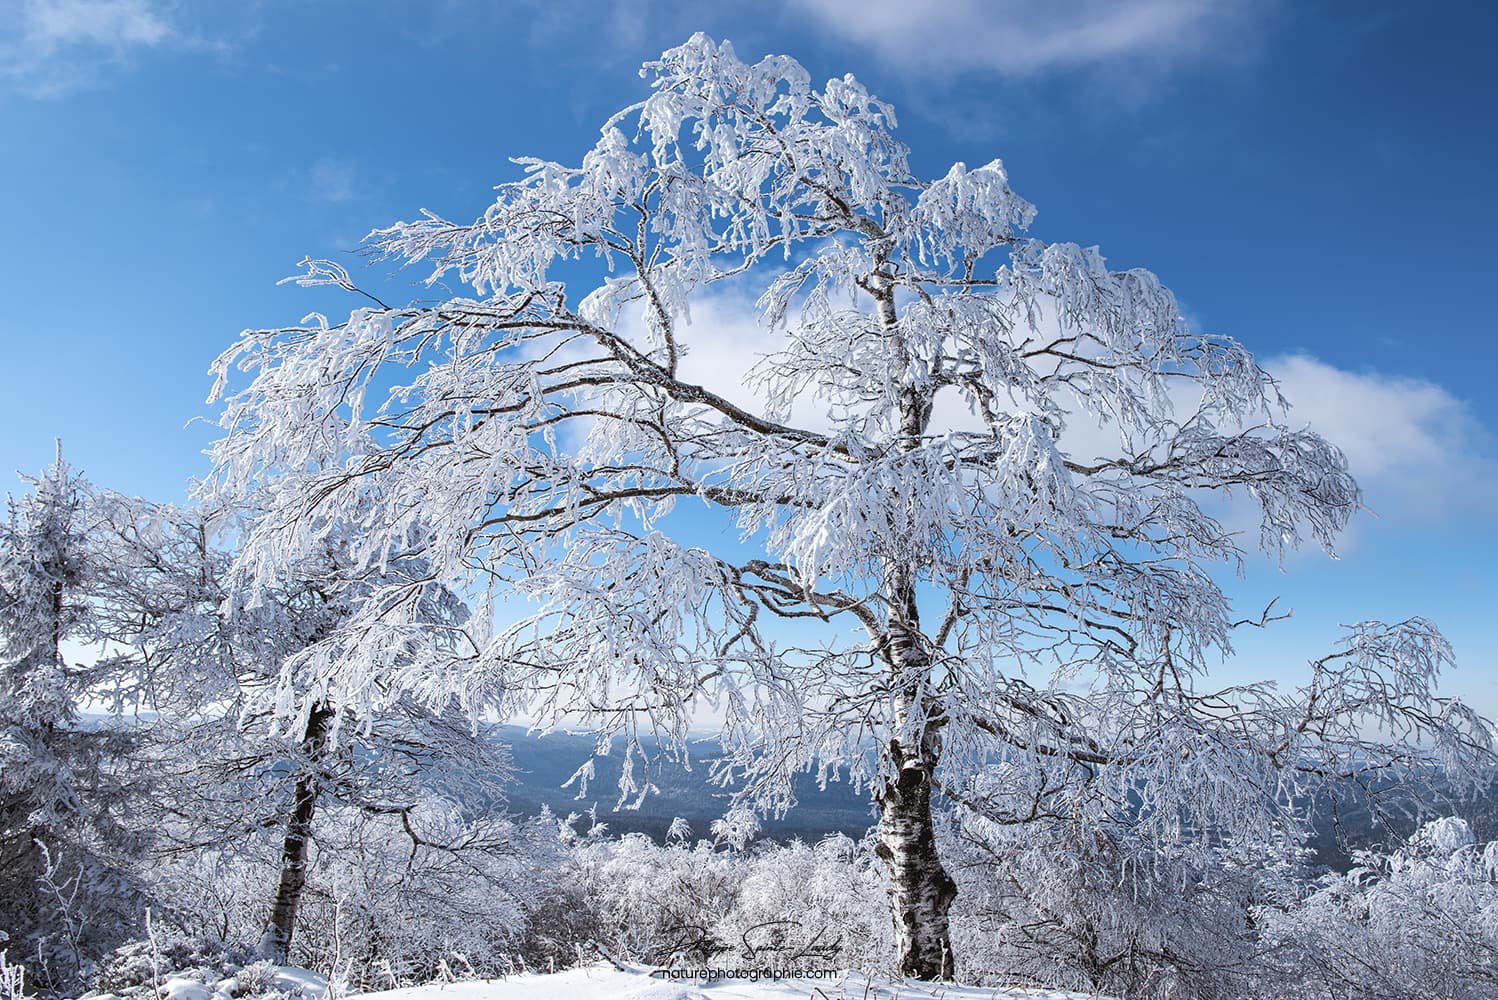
[1,1,1494,712]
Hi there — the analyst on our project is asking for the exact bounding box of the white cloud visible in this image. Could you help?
[24,0,169,46]
[1267,354,1497,519]
[786,0,1269,79]
[1,0,177,96]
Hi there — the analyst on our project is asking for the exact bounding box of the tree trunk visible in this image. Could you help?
[870,262,957,979]
[876,735,957,980]
[875,568,958,980]
[258,705,333,963]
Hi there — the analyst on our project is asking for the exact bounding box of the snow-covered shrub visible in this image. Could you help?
[945,813,1284,1000]
[716,834,889,974]
[8,838,148,996]
[501,813,601,973]
[566,829,744,966]
[137,850,274,959]
[530,822,890,974]
[88,933,250,999]
[222,961,278,998]
[85,937,319,1000]
[1261,816,1498,999]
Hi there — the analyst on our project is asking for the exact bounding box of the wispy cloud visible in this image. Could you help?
[787,0,1272,80]
[24,0,169,47]
[1267,354,1498,520]
[308,157,359,205]
[0,0,177,96]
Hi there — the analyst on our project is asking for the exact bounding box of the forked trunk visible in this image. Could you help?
[875,739,958,980]
[258,705,333,963]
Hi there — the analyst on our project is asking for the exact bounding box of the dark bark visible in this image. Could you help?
[258,705,333,963]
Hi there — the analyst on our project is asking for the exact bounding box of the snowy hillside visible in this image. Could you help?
[365,964,1111,1000]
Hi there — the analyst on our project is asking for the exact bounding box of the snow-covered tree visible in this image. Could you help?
[945,808,1292,997]
[0,449,143,990]
[205,35,1493,978]
[88,496,507,966]
[1,448,92,844]
[1260,816,1498,999]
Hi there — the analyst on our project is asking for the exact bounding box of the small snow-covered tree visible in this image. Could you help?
[88,496,507,966]
[0,449,92,859]
[945,807,1293,998]
[550,825,887,973]
[206,35,1493,978]
[0,449,142,990]
[1260,817,1498,999]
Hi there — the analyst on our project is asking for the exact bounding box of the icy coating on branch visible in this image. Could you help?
[205,34,1489,879]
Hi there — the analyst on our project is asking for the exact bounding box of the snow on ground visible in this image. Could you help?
[89,965,330,1000]
[363,963,1111,1000]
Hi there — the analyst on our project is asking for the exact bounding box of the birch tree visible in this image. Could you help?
[206,36,1492,979]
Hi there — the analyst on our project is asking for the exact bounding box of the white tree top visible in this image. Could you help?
[206,35,1490,839]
